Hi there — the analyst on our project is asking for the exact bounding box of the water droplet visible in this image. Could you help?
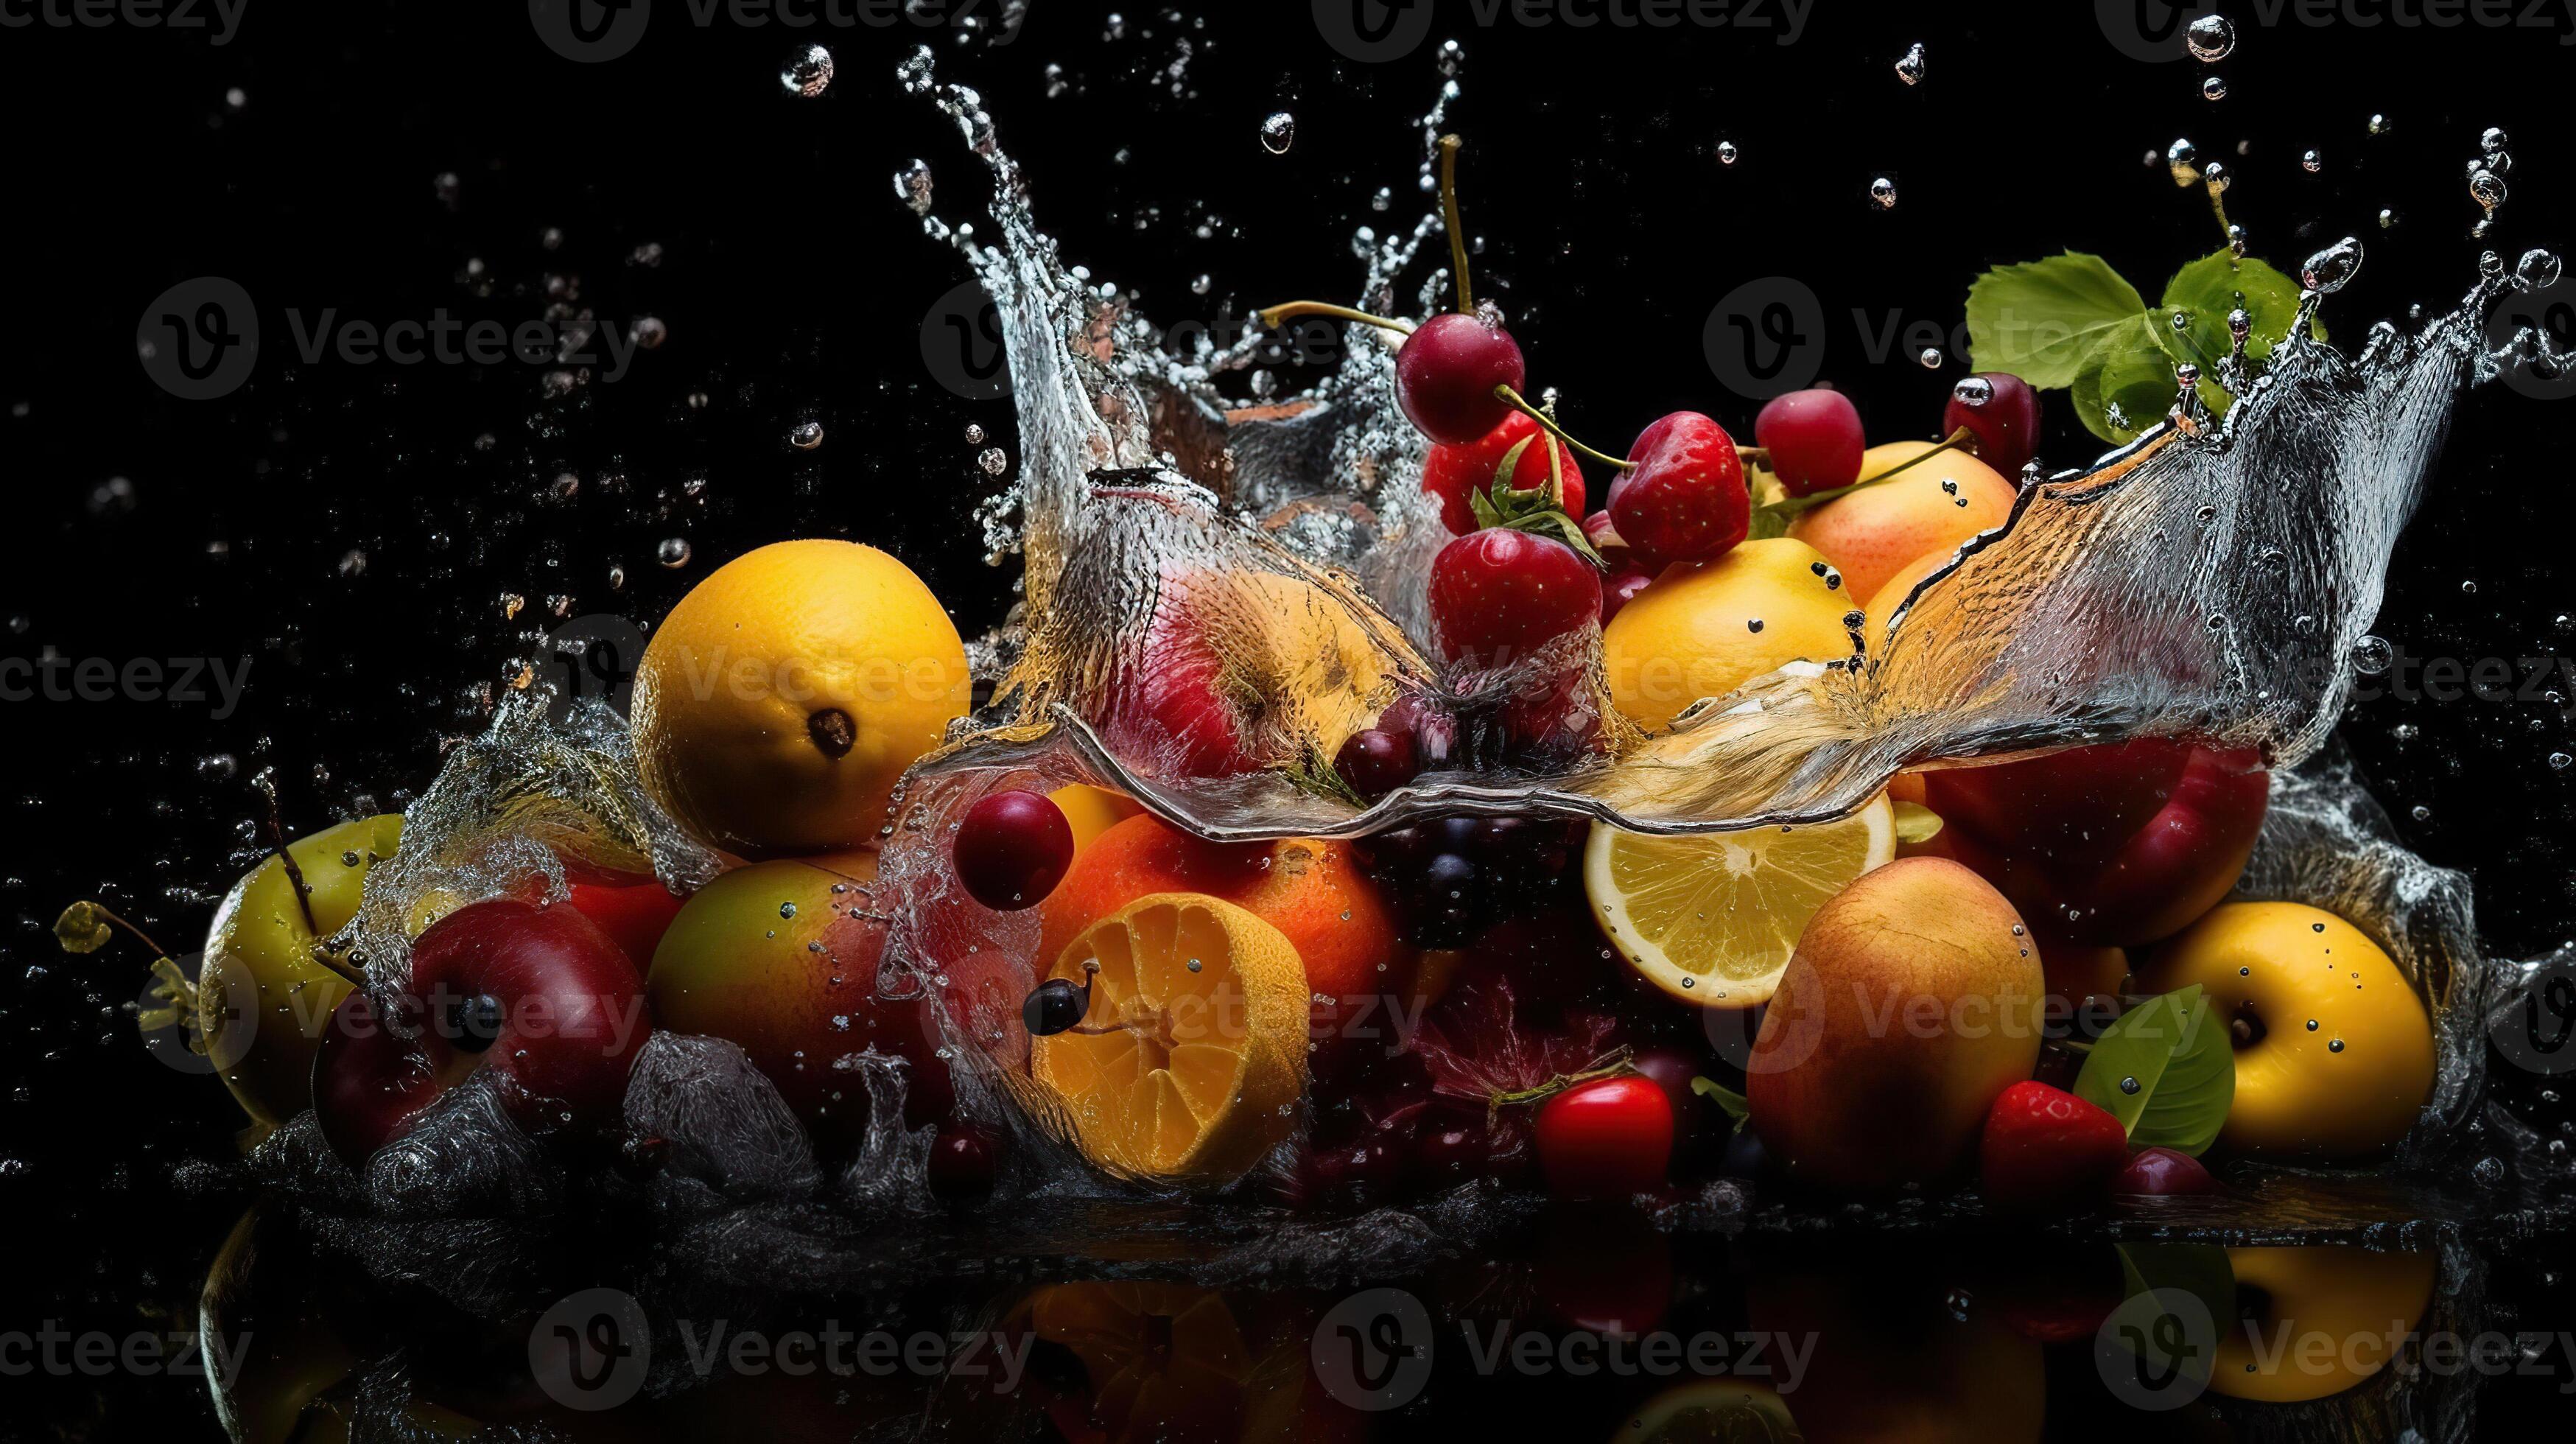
[2351,634,2393,674]
[1259,111,1295,155]
[656,537,692,569]
[790,421,824,450]
[2202,75,2228,102]
[2186,13,2237,60]
[1716,140,1739,166]
[1894,43,1926,86]
[781,43,834,99]
[2302,148,2323,173]
[1867,177,1897,210]
[779,902,798,919]
[2551,752,2572,771]
[2300,237,2364,293]
[894,160,933,217]
[2328,1038,2345,1053]
[1951,376,1993,409]
[2369,113,2394,136]
[978,446,1009,476]
[2518,249,2563,290]
[2482,126,2511,156]
[1917,346,1942,368]
[2119,1076,2142,1095]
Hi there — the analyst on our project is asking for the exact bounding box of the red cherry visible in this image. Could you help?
[1606,412,1749,569]
[1396,312,1526,445]
[1428,528,1601,664]
[1598,568,1654,625]
[2112,1146,2219,1196]
[952,790,1075,911]
[1421,411,1587,535]
[1334,728,1419,799]
[1582,510,1629,567]
[1534,1075,1675,1200]
[1752,388,1865,497]
[1943,372,2043,479]
[1978,1080,2130,1213]
[927,1127,1000,1199]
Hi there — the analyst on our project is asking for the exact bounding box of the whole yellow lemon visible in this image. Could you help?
[632,539,970,856]
[1602,537,1856,729]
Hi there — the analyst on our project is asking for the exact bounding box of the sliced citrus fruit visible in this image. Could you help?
[1612,1378,1803,1443]
[1029,891,1307,1186]
[1586,794,1895,1008]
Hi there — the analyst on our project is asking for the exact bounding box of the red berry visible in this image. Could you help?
[1428,528,1601,664]
[1598,568,1654,625]
[927,1127,999,1199]
[2112,1146,2219,1196]
[1606,412,1749,569]
[1978,1081,2130,1213]
[1421,412,1587,536]
[952,790,1075,911]
[1396,312,1526,445]
[1581,510,1629,567]
[1335,728,1418,799]
[1753,388,1865,497]
[1534,1076,1675,1200]
[1942,372,2042,479]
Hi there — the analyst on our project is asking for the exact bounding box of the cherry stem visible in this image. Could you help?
[86,904,169,960]
[256,775,322,939]
[1493,384,1635,471]
[1439,134,1473,314]
[1758,425,1976,519]
[1736,446,1770,466]
[1485,1046,1636,1127]
[1255,301,1416,335]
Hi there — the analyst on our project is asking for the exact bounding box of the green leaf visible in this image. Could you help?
[2072,312,2222,445]
[2074,984,2235,1155]
[2116,1241,2236,1347]
[2158,250,2322,380]
[1965,253,2150,388]
[1691,1076,1752,1134]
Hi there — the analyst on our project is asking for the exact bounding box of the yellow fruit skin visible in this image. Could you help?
[1747,857,2043,1192]
[1789,441,2015,606]
[1864,547,1956,651]
[631,539,970,858]
[2138,902,2434,1160]
[2208,1246,2436,1403]
[1049,783,1143,855]
[198,814,404,1127]
[1602,537,1855,730]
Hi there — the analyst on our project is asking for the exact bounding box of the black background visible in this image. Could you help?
[6,0,2576,1437]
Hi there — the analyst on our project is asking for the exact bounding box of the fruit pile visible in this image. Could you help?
[132,136,2442,1222]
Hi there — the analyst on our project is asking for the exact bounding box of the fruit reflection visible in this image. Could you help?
[1014,1282,1324,1444]
[2208,1246,2436,1404]
[1611,1379,1803,1444]
[1745,1249,2043,1444]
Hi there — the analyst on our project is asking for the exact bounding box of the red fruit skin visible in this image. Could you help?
[1598,568,1654,625]
[1535,1076,1676,1200]
[2112,1146,2219,1196]
[1919,739,2270,947]
[1753,389,1866,497]
[312,991,455,1166]
[1428,528,1602,664]
[1098,606,1257,777]
[1421,411,1587,536]
[1943,372,2043,479]
[1607,413,1750,569]
[1396,312,1526,445]
[1978,1081,2130,1213]
[560,861,688,970]
[952,790,1076,911]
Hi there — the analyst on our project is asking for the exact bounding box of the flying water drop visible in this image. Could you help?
[1894,43,1926,85]
[2202,75,2228,102]
[1259,111,1295,155]
[2300,237,2363,293]
[781,43,834,99]
[1867,177,1897,210]
[2186,13,2237,61]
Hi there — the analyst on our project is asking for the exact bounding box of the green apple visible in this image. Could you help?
[199,814,403,1129]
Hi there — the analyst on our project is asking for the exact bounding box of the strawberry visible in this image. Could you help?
[1978,1080,2130,1212]
[1607,411,1749,569]
[1422,412,1587,536]
[1428,528,1600,663]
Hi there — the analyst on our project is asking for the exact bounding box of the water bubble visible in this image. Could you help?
[2379,207,2399,229]
[2482,126,2511,156]
[1258,111,1295,155]
[964,423,986,445]
[781,43,834,99]
[656,538,693,569]
[1867,177,1897,210]
[978,447,1009,476]
[2202,75,2228,102]
[1716,140,1739,166]
[2351,635,2393,674]
[1917,347,1942,368]
[790,421,824,450]
[2302,148,2323,172]
[2202,160,2231,192]
[1894,43,1926,86]
[2519,250,2563,289]
[2471,167,2507,212]
[1952,376,1994,408]
[2186,13,2237,60]
[894,160,933,217]
[2369,113,2394,136]
[2299,237,2363,293]
[2552,752,2572,771]
[630,315,667,349]
[86,475,136,516]
[2167,136,2198,173]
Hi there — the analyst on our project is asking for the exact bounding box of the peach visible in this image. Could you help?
[1788,441,2015,606]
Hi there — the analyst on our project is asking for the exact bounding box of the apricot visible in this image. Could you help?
[1747,857,2044,1191]
[1788,441,2015,606]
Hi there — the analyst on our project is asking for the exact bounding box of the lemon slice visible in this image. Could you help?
[1030,892,1308,1187]
[1586,795,1895,1008]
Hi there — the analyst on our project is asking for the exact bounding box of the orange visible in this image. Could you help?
[1049,782,1145,854]
[1037,813,1407,1015]
[1030,894,1308,1185]
[631,539,971,857]
[1601,537,1855,729]
[1789,441,2015,606]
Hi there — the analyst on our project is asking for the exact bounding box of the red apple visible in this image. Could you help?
[312,899,652,1165]
[558,856,689,967]
[1096,603,1253,777]
[1918,738,2269,947]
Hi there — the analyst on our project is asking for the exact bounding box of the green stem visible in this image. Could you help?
[1758,425,1974,519]
[1492,384,1635,471]
[1255,301,1417,334]
[1439,134,1472,314]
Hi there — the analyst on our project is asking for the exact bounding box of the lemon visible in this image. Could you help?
[631,539,970,857]
[1586,795,1895,1007]
[1601,537,1856,730]
[1030,892,1308,1186]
